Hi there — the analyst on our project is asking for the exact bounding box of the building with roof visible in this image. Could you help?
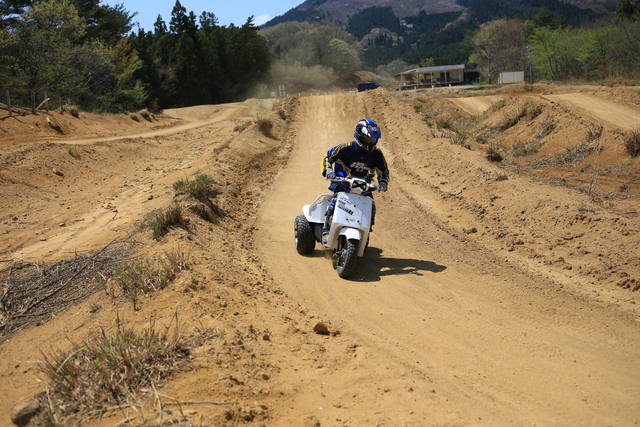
[395,64,478,88]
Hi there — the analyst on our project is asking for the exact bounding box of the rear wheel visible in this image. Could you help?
[294,215,315,255]
[336,238,359,278]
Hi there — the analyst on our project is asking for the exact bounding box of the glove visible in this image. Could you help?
[379,182,388,192]
[326,171,336,180]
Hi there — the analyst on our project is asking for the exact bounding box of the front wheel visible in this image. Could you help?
[294,215,315,255]
[336,238,359,278]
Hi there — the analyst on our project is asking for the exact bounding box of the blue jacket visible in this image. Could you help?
[322,141,390,185]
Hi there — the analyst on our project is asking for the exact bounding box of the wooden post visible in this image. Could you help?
[6,90,11,118]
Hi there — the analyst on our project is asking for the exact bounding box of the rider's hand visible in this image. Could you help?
[326,171,336,180]
[379,182,388,192]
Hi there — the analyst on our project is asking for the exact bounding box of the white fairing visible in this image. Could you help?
[327,192,372,256]
[303,194,333,224]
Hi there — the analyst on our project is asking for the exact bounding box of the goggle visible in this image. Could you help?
[361,134,379,145]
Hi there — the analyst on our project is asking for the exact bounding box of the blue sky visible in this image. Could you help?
[104,0,301,30]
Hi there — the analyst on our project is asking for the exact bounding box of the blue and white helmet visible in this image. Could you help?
[354,119,381,151]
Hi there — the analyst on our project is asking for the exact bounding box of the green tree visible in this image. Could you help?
[11,0,85,107]
[616,0,636,20]
[470,19,526,83]
[524,8,567,39]
[327,38,361,74]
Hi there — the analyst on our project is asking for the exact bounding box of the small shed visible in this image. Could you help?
[498,71,524,84]
[395,64,466,86]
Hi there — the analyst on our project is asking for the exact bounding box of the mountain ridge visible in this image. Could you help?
[266,0,617,26]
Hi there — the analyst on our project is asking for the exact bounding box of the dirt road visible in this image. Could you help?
[1,88,639,426]
[544,93,640,130]
[257,94,640,425]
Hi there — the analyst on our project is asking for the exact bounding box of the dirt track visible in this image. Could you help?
[0,87,639,425]
[544,93,640,130]
[257,93,640,425]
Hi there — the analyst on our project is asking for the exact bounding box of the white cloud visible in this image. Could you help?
[254,13,272,26]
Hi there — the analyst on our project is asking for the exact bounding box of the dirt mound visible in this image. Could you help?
[0,109,178,145]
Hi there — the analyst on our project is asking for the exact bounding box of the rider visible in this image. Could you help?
[321,119,389,236]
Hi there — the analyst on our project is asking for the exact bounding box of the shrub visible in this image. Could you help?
[138,109,152,121]
[414,105,423,113]
[512,139,542,157]
[435,112,453,130]
[624,130,640,157]
[67,146,80,159]
[114,250,189,308]
[476,134,489,144]
[173,174,217,201]
[148,204,186,240]
[68,105,79,118]
[130,113,140,122]
[486,144,503,162]
[256,117,274,137]
[38,316,190,422]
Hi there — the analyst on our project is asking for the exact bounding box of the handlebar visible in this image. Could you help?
[329,176,379,191]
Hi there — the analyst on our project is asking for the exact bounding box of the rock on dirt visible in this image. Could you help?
[52,168,64,177]
[313,322,331,335]
[10,398,41,427]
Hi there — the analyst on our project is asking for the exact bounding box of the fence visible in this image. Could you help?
[1,88,73,117]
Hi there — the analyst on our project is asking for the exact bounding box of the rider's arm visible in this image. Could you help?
[322,143,349,177]
[374,150,390,185]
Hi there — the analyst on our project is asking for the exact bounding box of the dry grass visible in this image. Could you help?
[112,250,189,309]
[435,112,452,129]
[476,134,489,145]
[586,126,604,143]
[512,139,542,157]
[148,204,186,240]
[256,117,274,138]
[173,174,217,202]
[536,115,555,138]
[486,144,503,162]
[624,130,640,157]
[498,101,541,130]
[524,100,543,119]
[532,143,599,168]
[37,315,191,424]
[451,133,471,150]
[234,120,252,133]
[67,146,80,159]
[487,98,506,114]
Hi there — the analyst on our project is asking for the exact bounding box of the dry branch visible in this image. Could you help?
[0,238,134,340]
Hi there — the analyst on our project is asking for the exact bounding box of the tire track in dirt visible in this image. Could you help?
[257,93,640,425]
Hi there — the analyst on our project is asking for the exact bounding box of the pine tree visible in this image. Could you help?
[154,14,167,35]
[616,0,636,20]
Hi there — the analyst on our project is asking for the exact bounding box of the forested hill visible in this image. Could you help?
[265,0,615,69]
[266,0,617,27]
